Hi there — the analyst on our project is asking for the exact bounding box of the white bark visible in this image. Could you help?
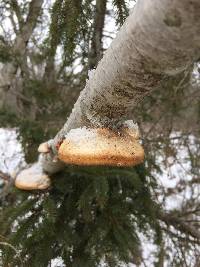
[34,0,200,173]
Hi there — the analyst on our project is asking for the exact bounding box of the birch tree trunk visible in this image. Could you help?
[17,0,200,177]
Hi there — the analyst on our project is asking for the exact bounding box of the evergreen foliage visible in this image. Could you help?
[0,43,11,63]
[0,165,161,267]
[0,109,56,163]
[112,0,129,26]
[49,0,93,68]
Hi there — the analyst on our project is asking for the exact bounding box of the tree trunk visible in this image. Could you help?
[0,0,44,114]
[38,0,200,174]
[88,0,107,70]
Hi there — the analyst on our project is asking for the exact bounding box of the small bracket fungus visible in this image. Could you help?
[15,163,51,190]
[38,142,50,153]
[58,126,144,167]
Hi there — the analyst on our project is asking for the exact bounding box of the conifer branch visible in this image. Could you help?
[159,211,200,241]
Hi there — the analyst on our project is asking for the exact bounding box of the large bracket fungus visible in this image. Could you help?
[15,122,144,190]
[58,125,144,167]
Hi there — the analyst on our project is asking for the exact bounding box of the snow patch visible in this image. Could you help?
[153,132,200,210]
[65,127,98,144]
[123,120,139,131]
[0,128,26,174]
[49,257,65,267]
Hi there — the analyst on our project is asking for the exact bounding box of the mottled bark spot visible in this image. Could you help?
[164,9,182,27]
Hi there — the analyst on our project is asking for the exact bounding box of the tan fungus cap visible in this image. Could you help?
[58,127,144,167]
[15,164,51,190]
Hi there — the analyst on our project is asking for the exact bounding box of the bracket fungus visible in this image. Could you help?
[58,126,144,167]
[38,142,50,153]
[15,163,51,190]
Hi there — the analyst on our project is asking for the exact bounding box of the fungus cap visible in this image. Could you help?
[38,142,49,153]
[15,164,51,190]
[58,127,144,166]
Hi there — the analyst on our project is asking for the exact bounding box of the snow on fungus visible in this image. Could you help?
[58,126,144,166]
[15,163,51,190]
[123,120,140,139]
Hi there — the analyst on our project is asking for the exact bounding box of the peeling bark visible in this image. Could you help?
[38,0,200,174]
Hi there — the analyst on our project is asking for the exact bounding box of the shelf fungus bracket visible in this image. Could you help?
[58,124,144,167]
[38,142,50,153]
[15,163,51,190]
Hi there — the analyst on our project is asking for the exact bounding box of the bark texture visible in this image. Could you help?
[40,0,200,173]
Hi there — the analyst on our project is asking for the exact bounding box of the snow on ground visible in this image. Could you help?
[0,128,26,175]
[48,258,65,267]
[153,132,200,210]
